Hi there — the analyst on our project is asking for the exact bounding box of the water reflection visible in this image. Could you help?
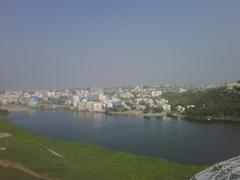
[8,110,240,165]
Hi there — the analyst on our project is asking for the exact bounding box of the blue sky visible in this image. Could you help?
[0,0,239,89]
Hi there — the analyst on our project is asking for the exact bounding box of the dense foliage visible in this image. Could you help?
[163,87,240,121]
[0,108,8,114]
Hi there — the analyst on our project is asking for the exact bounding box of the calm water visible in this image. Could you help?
[8,110,240,165]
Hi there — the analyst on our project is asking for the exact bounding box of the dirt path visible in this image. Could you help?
[0,160,60,180]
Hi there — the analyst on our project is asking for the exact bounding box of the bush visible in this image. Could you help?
[0,109,8,114]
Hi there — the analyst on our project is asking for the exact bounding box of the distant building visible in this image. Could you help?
[226,82,240,93]
[59,96,68,105]
[86,101,94,111]
[72,95,80,107]
[158,98,168,105]
[47,91,55,98]
[54,90,62,99]
[179,88,187,93]
[177,105,185,113]
[106,99,124,109]
[0,96,7,105]
[187,105,195,109]
[136,105,146,111]
[93,102,104,112]
[99,93,107,101]
[29,96,39,106]
[151,91,162,97]
[77,102,87,111]
[119,92,134,99]
[162,104,171,112]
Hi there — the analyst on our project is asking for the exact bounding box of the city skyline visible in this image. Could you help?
[0,0,240,89]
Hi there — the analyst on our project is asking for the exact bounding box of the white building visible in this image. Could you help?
[179,88,187,93]
[93,102,104,112]
[77,102,87,111]
[86,101,94,111]
[72,95,80,107]
[151,90,162,97]
[47,91,54,98]
[119,92,134,99]
[187,105,196,109]
[0,96,7,105]
[99,93,107,101]
[177,105,185,113]
[162,104,171,112]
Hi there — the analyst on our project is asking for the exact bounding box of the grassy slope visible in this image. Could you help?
[0,116,202,180]
[0,166,39,180]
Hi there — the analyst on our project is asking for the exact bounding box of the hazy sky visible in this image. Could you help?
[0,0,239,89]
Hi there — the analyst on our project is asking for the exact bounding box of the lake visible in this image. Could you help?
[8,110,240,165]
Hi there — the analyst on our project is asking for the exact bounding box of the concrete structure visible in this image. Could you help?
[0,96,7,105]
[77,102,87,111]
[86,101,94,111]
[29,96,39,106]
[106,99,124,109]
[93,102,104,112]
[72,95,80,107]
[119,92,134,99]
[162,104,171,112]
[151,90,162,97]
[227,83,240,93]
[191,155,240,180]
[177,105,185,113]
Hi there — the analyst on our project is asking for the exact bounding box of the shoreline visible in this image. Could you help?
[0,115,202,179]
[0,105,29,112]
[0,104,71,112]
[2,105,240,123]
[106,110,168,118]
[184,115,240,123]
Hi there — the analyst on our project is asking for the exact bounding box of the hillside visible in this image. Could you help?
[163,84,240,122]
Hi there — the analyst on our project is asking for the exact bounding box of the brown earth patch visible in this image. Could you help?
[0,160,60,180]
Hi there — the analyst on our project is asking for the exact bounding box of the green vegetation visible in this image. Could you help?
[143,106,163,114]
[0,116,202,180]
[106,106,128,113]
[136,101,163,114]
[0,166,38,180]
[163,86,240,122]
[0,108,8,115]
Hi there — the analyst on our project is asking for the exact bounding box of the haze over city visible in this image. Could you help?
[1,1,240,179]
[0,0,240,89]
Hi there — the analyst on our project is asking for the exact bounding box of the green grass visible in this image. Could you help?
[0,116,202,180]
[0,166,39,180]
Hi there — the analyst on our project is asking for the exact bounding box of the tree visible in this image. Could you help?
[151,106,163,113]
